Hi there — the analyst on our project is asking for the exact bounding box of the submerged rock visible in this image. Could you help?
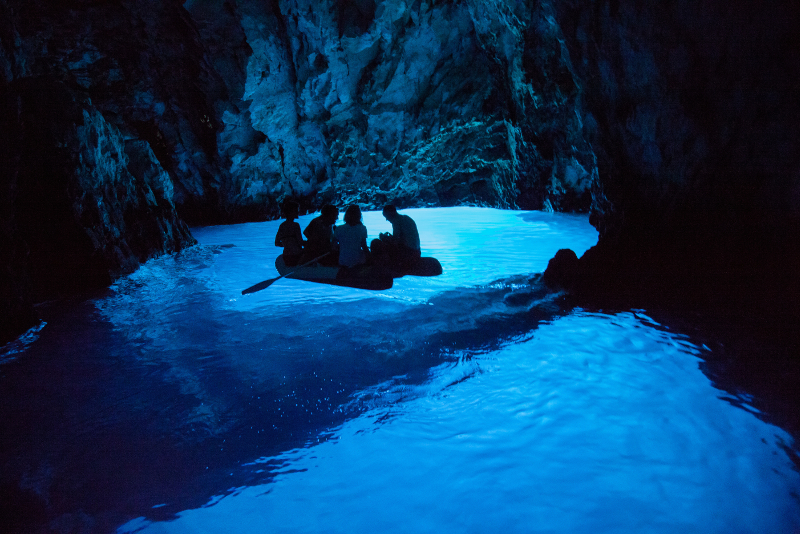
[542,248,580,290]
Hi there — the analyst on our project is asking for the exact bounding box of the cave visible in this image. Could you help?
[1,0,799,532]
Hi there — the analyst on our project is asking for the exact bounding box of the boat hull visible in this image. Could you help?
[276,256,394,290]
[403,257,443,277]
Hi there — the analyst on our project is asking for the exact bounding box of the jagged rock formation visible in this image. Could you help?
[0,79,195,340]
[193,0,594,215]
[549,0,800,323]
[1,0,207,343]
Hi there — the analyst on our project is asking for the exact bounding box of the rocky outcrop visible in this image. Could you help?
[198,0,595,215]
[1,0,221,343]
[555,0,800,242]
[1,0,245,216]
[0,77,195,344]
[546,0,800,321]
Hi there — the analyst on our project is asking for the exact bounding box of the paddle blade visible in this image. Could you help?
[241,277,279,295]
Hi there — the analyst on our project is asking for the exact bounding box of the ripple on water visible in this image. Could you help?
[119,311,800,534]
[2,208,797,533]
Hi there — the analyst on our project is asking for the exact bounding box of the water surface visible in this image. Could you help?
[1,208,797,533]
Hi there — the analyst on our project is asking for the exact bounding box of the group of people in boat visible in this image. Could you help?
[274,201,421,273]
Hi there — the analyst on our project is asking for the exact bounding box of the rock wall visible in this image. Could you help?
[1,0,598,343]
[3,0,598,227]
[556,0,800,243]
[195,0,595,216]
[0,78,195,341]
[549,0,800,318]
[1,0,202,344]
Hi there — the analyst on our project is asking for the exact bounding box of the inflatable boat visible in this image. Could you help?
[275,254,443,290]
[242,255,443,294]
[275,255,394,290]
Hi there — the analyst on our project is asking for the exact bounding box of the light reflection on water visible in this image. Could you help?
[1,208,798,532]
[185,207,596,308]
[125,311,800,534]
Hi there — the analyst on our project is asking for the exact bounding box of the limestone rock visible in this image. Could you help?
[542,248,580,290]
[551,0,800,316]
[0,79,195,343]
[196,0,596,214]
[2,0,598,225]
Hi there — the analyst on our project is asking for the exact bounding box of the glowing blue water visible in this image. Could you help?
[124,313,800,534]
[1,208,798,533]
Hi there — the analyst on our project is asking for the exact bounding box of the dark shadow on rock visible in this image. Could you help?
[0,77,196,345]
[542,248,579,289]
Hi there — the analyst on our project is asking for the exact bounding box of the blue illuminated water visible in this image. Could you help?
[1,208,798,533]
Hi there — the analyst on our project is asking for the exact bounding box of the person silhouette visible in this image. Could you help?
[371,204,421,272]
[334,205,370,269]
[274,200,304,266]
[302,204,339,266]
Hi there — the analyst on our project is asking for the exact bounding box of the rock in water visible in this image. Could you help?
[543,248,580,290]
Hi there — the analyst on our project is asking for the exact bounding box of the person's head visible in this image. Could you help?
[382,204,398,221]
[320,204,339,225]
[344,205,362,226]
[282,200,299,220]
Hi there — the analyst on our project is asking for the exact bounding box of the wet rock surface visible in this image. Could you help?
[1,0,218,341]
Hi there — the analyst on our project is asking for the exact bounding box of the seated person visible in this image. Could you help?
[301,204,339,266]
[334,205,369,269]
[274,200,305,266]
[371,204,421,272]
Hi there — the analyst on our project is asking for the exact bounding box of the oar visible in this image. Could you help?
[241,253,330,295]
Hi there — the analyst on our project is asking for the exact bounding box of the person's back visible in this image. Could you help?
[392,213,420,252]
[371,205,421,272]
[304,217,331,249]
[302,204,339,265]
[335,205,368,268]
[275,201,304,266]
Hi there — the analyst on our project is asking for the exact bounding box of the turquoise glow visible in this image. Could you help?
[2,208,797,532]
